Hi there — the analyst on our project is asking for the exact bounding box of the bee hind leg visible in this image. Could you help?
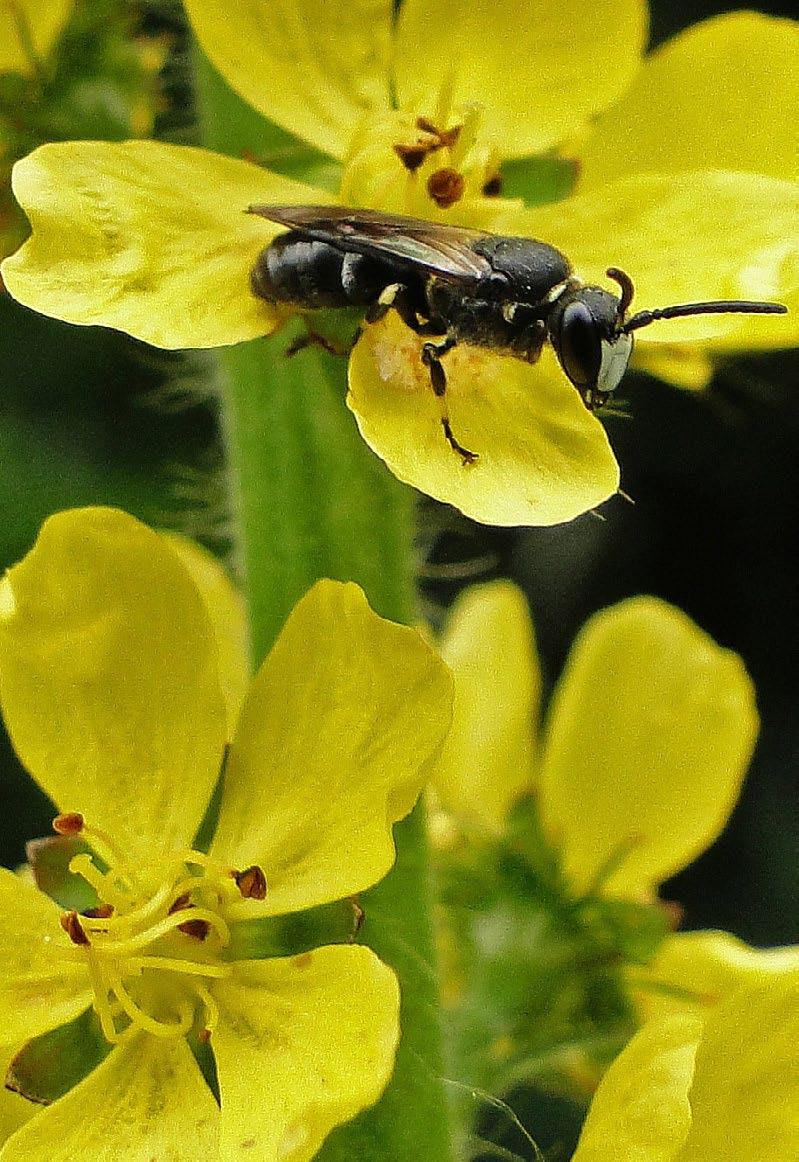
[420,337,478,466]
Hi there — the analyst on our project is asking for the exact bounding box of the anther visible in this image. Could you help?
[177,918,211,940]
[482,173,503,197]
[60,910,89,946]
[82,903,115,919]
[427,167,465,209]
[53,812,84,836]
[168,893,211,940]
[233,865,267,900]
[197,1027,212,1043]
[394,143,428,173]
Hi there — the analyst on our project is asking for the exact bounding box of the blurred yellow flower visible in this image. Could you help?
[435,582,757,901]
[572,971,799,1161]
[2,2,797,524]
[0,507,452,1161]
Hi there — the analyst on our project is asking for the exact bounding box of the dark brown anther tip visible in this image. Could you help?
[394,143,428,172]
[178,918,210,940]
[53,813,84,836]
[60,911,89,946]
[482,173,503,197]
[234,865,267,901]
[427,167,465,209]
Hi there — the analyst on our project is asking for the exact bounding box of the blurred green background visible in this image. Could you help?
[0,1,796,1156]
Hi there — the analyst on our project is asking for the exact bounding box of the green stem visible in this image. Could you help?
[195,49,453,1162]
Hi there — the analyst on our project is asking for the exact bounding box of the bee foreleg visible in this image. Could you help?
[420,337,478,466]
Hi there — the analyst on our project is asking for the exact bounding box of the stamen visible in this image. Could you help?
[60,911,89,946]
[233,865,267,900]
[92,907,230,956]
[107,965,194,1039]
[53,812,85,836]
[427,168,465,209]
[69,853,129,912]
[126,956,232,980]
[194,980,220,1037]
[80,822,142,889]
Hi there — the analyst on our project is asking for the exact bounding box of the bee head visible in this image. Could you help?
[548,266,787,410]
[547,271,634,410]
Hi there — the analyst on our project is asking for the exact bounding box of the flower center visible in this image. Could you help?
[52,813,265,1046]
[339,84,518,227]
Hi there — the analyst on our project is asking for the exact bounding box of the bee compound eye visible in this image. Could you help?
[557,300,602,390]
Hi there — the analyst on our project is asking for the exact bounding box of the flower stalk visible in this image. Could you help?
[195,50,454,1162]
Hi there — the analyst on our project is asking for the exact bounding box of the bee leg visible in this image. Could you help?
[420,336,478,466]
[285,326,349,359]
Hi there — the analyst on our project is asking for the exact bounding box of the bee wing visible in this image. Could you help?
[247,204,493,281]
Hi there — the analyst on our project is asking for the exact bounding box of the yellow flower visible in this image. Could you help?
[0,507,452,1161]
[435,582,756,901]
[435,583,799,1087]
[2,3,797,525]
[571,971,799,1161]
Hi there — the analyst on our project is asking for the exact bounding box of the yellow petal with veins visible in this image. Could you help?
[538,597,757,899]
[0,869,91,1045]
[572,1011,699,1161]
[214,947,398,1161]
[634,930,799,1024]
[0,0,72,75]
[579,13,799,189]
[161,533,251,737]
[0,1035,219,1161]
[435,581,538,830]
[394,0,648,158]
[348,311,620,527]
[0,508,227,864]
[675,973,799,1161]
[514,171,799,352]
[2,141,327,348]
[212,580,453,915]
[183,0,393,159]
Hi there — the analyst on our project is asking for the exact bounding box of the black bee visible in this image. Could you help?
[248,205,787,464]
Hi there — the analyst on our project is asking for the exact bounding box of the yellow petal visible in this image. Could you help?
[0,1043,36,1145]
[635,930,799,1023]
[515,172,799,351]
[632,344,716,392]
[434,581,538,830]
[538,597,757,898]
[0,1035,219,1162]
[161,533,251,737]
[1,140,327,348]
[184,0,393,158]
[579,14,799,189]
[211,580,453,915]
[213,946,399,1162]
[572,1012,700,1161]
[394,0,648,158]
[0,0,71,75]
[347,312,620,528]
[677,973,799,1161]
[0,869,91,1044]
[0,508,227,864]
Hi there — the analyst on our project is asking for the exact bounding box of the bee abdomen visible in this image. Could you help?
[251,233,389,309]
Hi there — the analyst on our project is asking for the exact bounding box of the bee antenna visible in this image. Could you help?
[606,267,635,320]
[623,299,788,334]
